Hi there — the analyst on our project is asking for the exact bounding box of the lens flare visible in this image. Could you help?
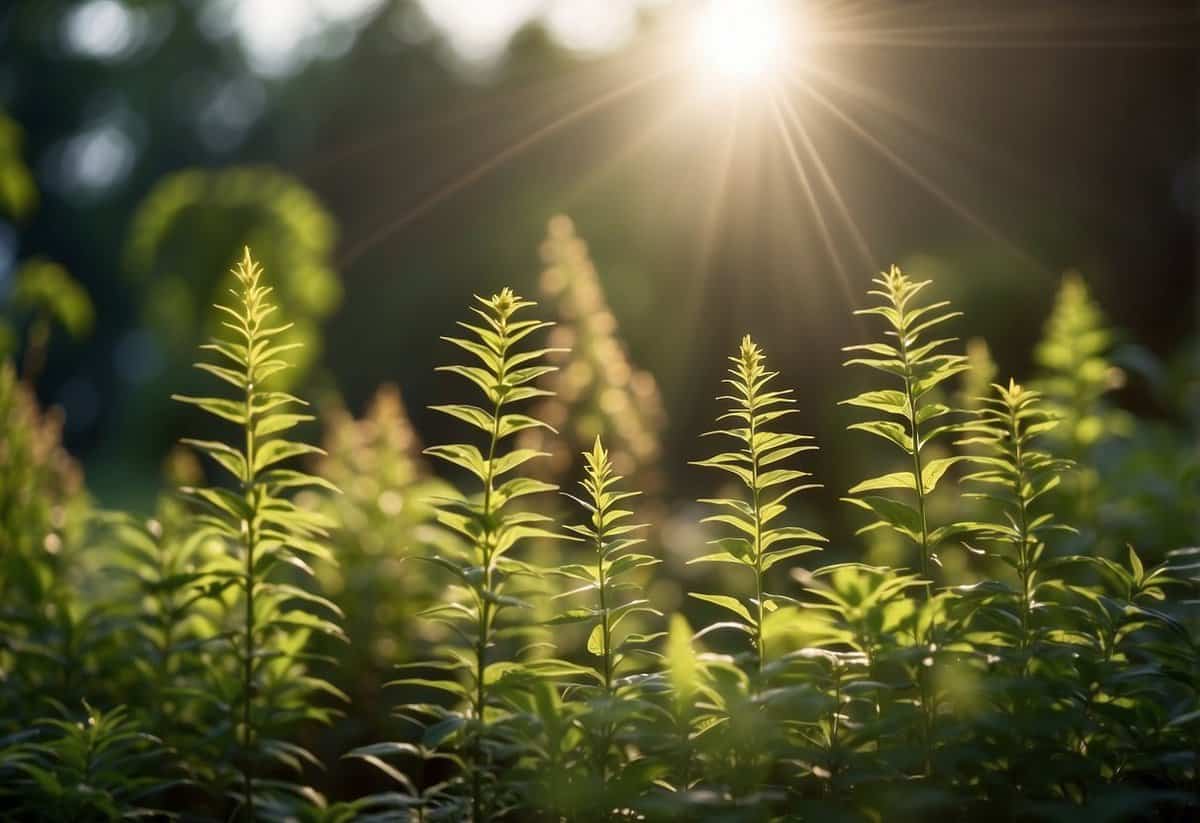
[693,0,787,85]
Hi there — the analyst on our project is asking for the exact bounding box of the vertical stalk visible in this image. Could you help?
[597,530,612,693]
[596,513,612,791]
[896,329,931,605]
[829,661,842,794]
[1011,403,1032,671]
[472,339,506,823]
[896,302,935,777]
[241,318,259,822]
[745,359,765,676]
[749,451,765,675]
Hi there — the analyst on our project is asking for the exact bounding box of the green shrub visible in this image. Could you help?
[172,248,344,817]
[1,246,1196,822]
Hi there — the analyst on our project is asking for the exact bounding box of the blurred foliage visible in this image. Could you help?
[1034,272,1132,458]
[1085,336,1200,563]
[2,259,95,382]
[0,111,92,377]
[92,494,228,797]
[519,215,667,495]
[0,702,176,821]
[305,385,456,746]
[9,258,94,341]
[0,2,1194,817]
[0,241,1197,820]
[126,166,340,386]
[0,360,93,724]
[1030,272,1199,563]
[959,337,997,413]
[0,111,36,223]
[0,363,89,600]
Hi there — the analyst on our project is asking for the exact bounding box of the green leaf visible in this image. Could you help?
[847,471,915,495]
[490,448,550,478]
[252,439,324,473]
[422,716,466,748]
[172,394,245,424]
[587,623,606,656]
[920,456,964,494]
[843,495,924,543]
[847,420,913,453]
[424,443,487,481]
[690,593,754,624]
[841,389,909,417]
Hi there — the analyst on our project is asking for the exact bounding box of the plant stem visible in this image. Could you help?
[897,303,935,778]
[596,499,613,793]
[1011,403,1032,672]
[472,371,506,822]
[241,343,259,822]
[745,358,765,676]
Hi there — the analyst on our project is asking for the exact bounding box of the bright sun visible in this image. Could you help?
[693,0,788,85]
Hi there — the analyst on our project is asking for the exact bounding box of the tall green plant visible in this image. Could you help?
[841,265,967,597]
[840,265,968,779]
[957,380,1072,665]
[950,381,1078,810]
[173,248,343,818]
[692,335,825,676]
[557,436,657,795]
[380,289,564,820]
[0,702,175,820]
[1032,272,1131,546]
[98,504,221,782]
[1033,272,1127,457]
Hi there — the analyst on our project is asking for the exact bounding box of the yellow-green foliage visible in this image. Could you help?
[841,264,968,588]
[8,261,93,343]
[1,243,1198,823]
[559,437,656,691]
[0,112,90,368]
[691,335,825,675]
[957,380,1073,661]
[960,337,997,413]
[1034,272,1129,453]
[128,167,340,383]
[173,248,344,815]
[0,362,89,607]
[378,289,569,820]
[521,215,666,492]
[0,111,37,221]
[309,385,456,733]
[0,361,92,719]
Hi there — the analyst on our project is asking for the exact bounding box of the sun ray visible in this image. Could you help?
[340,67,673,268]
[776,90,877,273]
[305,60,607,178]
[767,88,853,298]
[797,80,1050,274]
[664,95,742,402]
[559,89,704,206]
[820,5,1198,51]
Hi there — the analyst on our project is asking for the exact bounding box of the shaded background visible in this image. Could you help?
[1,0,1197,512]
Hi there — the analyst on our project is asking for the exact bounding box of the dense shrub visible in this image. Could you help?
[0,237,1197,822]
